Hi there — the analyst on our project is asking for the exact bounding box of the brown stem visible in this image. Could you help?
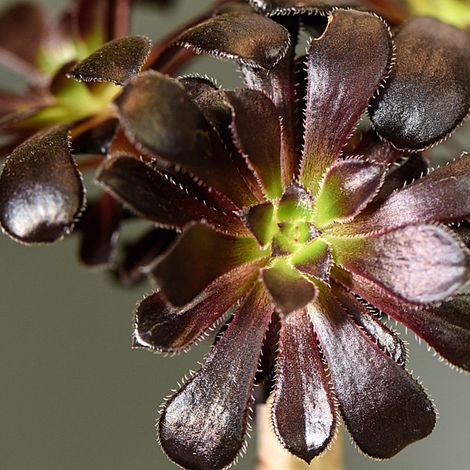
[256,404,344,470]
[363,0,409,26]
[107,0,132,40]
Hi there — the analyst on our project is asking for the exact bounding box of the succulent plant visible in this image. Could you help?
[88,3,470,468]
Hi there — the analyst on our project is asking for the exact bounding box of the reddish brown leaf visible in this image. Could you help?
[262,262,317,314]
[314,158,386,227]
[273,308,336,463]
[333,267,470,372]
[309,287,435,458]
[332,283,407,366]
[69,35,151,85]
[176,11,291,70]
[97,156,248,236]
[370,17,470,150]
[337,155,470,235]
[300,10,392,193]
[150,223,264,307]
[0,126,84,243]
[331,224,470,305]
[224,89,283,199]
[134,260,264,352]
[79,192,121,267]
[116,71,255,208]
[159,282,273,470]
[0,3,45,73]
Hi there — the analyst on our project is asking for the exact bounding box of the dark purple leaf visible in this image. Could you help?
[332,283,407,366]
[300,10,392,193]
[314,158,386,227]
[375,154,428,202]
[105,0,131,40]
[181,77,265,202]
[224,89,282,198]
[159,282,273,470]
[241,19,299,187]
[97,156,249,236]
[75,0,130,42]
[175,11,291,70]
[355,131,404,165]
[69,35,151,85]
[337,154,470,235]
[72,117,118,155]
[370,17,470,151]
[256,311,281,384]
[273,308,336,463]
[309,287,435,458]
[116,71,255,208]
[75,0,106,40]
[134,259,265,352]
[180,76,229,129]
[331,224,470,304]
[262,262,317,314]
[241,201,274,246]
[115,228,176,286]
[333,267,470,372]
[0,126,84,243]
[79,192,121,267]
[150,223,264,307]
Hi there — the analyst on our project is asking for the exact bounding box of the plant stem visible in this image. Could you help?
[256,404,344,470]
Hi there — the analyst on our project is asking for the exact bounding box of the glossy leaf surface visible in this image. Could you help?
[309,288,435,458]
[273,308,336,463]
[338,155,470,235]
[332,283,407,366]
[242,201,274,246]
[176,12,290,70]
[97,156,248,235]
[314,158,386,227]
[300,10,391,192]
[332,224,470,304]
[370,17,470,150]
[262,261,317,314]
[159,283,273,470]
[292,240,332,281]
[151,223,264,307]
[135,260,264,352]
[79,192,121,267]
[333,268,470,372]
[117,71,254,207]
[225,89,282,199]
[241,21,299,187]
[0,126,84,243]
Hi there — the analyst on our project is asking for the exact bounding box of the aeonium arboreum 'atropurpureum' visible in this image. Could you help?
[93,3,470,470]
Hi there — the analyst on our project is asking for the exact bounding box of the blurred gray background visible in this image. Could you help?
[1,1,469,469]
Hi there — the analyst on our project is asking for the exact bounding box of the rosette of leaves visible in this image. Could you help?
[90,3,470,469]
